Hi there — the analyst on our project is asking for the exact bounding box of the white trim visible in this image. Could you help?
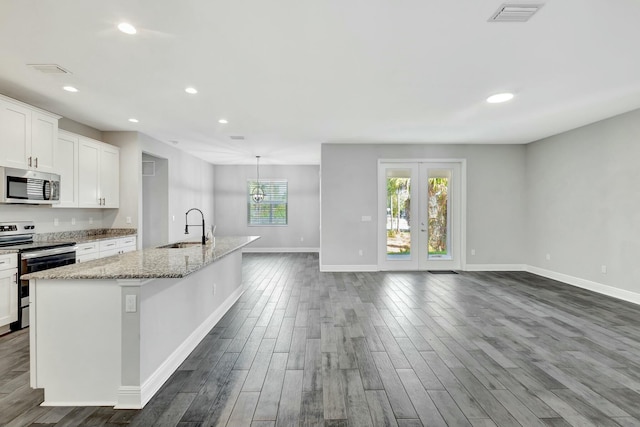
[41,400,116,407]
[116,284,247,409]
[243,247,319,253]
[525,265,640,306]
[465,264,526,271]
[114,386,142,409]
[320,264,377,272]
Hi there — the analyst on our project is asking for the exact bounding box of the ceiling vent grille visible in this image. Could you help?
[28,64,72,74]
[489,3,543,22]
[230,135,245,140]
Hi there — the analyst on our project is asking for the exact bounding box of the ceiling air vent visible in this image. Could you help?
[230,136,245,140]
[28,64,72,74]
[489,3,543,22]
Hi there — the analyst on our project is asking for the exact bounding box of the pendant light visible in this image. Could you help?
[251,155,265,203]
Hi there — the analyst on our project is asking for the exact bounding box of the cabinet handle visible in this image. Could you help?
[28,156,32,167]
[103,198,106,205]
[0,260,6,265]
[34,157,38,168]
[14,272,18,282]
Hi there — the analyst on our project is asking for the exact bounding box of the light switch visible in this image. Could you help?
[125,294,137,313]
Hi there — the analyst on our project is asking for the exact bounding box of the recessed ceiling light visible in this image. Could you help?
[117,22,137,35]
[486,92,514,103]
[218,119,228,124]
[185,87,198,94]
[128,118,139,123]
[62,86,78,93]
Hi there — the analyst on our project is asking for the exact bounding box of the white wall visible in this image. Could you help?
[321,143,527,269]
[526,108,640,297]
[214,165,320,251]
[139,135,215,244]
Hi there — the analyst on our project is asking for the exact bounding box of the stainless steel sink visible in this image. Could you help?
[159,242,203,249]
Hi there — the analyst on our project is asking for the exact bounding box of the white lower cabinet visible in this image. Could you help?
[77,237,137,262]
[0,253,18,329]
[75,242,99,263]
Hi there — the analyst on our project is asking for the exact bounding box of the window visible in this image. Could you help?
[247,179,288,226]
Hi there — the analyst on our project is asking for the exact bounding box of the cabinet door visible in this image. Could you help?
[0,269,18,327]
[31,112,58,172]
[100,145,120,208]
[54,131,79,207]
[0,99,29,169]
[78,138,101,208]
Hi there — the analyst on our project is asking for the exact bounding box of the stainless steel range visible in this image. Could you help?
[0,221,76,330]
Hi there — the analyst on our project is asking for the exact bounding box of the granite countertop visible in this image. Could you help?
[0,229,138,255]
[22,235,260,280]
[37,228,138,245]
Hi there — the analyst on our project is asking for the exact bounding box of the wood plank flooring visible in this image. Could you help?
[2,253,640,426]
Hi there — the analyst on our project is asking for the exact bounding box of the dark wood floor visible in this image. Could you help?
[2,253,640,426]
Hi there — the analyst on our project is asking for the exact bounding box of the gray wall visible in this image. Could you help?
[142,153,169,248]
[139,135,215,245]
[525,108,640,295]
[320,143,527,268]
[214,165,320,251]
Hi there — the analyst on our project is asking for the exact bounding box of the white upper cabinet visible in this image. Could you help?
[0,94,59,172]
[55,130,79,208]
[100,144,119,208]
[78,136,119,208]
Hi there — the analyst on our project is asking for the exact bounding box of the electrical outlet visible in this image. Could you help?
[172,215,175,221]
[545,253,551,261]
[300,236,304,242]
[358,249,363,256]
[601,265,607,274]
[212,283,216,296]
[471,249,476,256]
[53,218,59,227]
[71,218,76,225]
[89,217,93,225]
[125,295,137,313]
[126,216,132,224]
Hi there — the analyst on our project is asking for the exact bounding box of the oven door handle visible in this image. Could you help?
[21,246,78,260]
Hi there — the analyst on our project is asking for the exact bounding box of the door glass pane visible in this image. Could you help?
[427,170,451,259]
[386,169,411,260]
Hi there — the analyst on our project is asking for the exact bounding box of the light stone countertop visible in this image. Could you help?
[22,235,260,280]
[0,229,138,255]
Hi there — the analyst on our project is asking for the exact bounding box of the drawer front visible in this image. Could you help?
[99,239,118,252]
[117,236,137,248]
[0,253,18,270]
[99,248,119,259]
[77,253,100,263]
[76,242,98,255]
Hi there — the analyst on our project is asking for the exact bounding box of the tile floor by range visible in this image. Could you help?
[2,253,640,426]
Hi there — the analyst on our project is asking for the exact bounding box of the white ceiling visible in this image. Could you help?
[1,0,640,165]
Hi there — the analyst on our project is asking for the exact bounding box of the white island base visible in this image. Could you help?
[30,249,244,409]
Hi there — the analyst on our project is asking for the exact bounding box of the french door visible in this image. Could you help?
[378,160,463,271]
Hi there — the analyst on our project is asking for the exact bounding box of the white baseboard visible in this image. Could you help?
[243,247,319,253]
[526,265,640,306]
[121,284,247,409]
[320,264,378,272]
[465,264,526,271]
[41,400,116,407]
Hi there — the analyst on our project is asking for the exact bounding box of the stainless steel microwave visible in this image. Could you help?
[0,167,60,204]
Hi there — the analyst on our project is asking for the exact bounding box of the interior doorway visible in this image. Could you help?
[378,160,465,271]
[142,153,169,249]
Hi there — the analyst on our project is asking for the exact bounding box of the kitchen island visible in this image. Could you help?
[23,235,259,409]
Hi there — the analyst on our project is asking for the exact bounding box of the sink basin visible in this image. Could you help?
[159,242,204,249]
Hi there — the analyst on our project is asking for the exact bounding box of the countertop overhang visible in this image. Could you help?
[22,235,260,280]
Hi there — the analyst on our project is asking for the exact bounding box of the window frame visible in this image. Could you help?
[247,179,288,226]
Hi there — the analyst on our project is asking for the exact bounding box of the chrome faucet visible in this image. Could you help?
[185,208,206,245]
